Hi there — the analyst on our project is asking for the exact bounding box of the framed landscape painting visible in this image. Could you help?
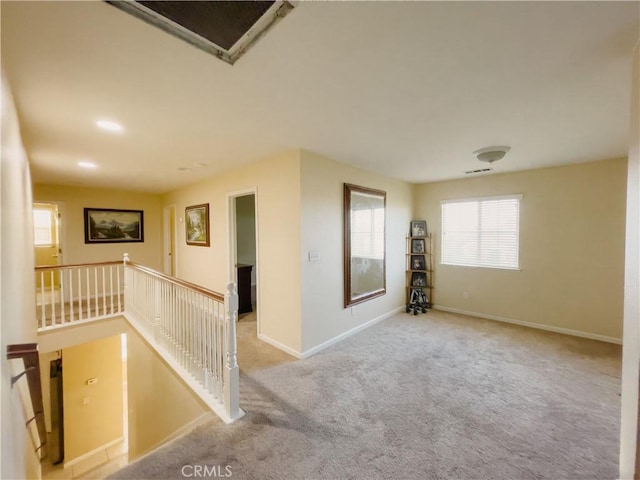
[186,203,210,246]
[84,208,144,244]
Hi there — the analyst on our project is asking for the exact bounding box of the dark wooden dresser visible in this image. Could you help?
[237,264,253,314]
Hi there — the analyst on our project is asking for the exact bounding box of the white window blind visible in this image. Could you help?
[351,208,385,260]
[33,209,53,246]
[441,195,521,270]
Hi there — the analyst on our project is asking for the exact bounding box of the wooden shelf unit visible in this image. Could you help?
[406,232,434,309]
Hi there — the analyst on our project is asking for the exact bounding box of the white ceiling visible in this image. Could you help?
[2,1,638,193]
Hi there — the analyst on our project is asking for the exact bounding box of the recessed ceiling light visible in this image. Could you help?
[78,161,97,169]
[96,119,124,133]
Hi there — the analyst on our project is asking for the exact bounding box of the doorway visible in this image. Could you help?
[33,203,63,305]
[228,189,258,334]
[163,205,177,276]
[234,194,257,316]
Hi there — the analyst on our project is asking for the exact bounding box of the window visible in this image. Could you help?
[351,206,385,260]
[441,194,521,270]
[33,209,53,246]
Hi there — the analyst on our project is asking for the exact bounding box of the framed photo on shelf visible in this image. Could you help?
[410,255,426,271]
[411,272,427,288]
[185,203,210,247]
[411,238,425,254]
[84,208,144,244]
[410,220,427,237]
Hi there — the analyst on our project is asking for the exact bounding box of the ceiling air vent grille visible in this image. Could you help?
[105,0,294,65]
[465,168,493,175]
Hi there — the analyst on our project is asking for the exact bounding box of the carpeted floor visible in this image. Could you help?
[109,310,621,480]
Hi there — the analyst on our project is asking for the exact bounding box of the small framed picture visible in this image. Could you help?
[410,255,426,271]
[411,238,425,254]
[410,220,427,237]
[185,203,210,247]
[411,272,427,287]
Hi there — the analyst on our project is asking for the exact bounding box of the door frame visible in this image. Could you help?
[227,187,259,333]
[163,204,178,276]
[33,201,66,266]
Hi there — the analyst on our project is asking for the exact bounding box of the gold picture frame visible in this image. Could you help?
[185,203,210,247]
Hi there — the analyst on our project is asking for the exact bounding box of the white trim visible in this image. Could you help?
[226,187,259,337]
[131,412,214,461]
[257,306,404,359]
[434,305,622,345]
[63,436,124,468]
[441,193,523,204]
[300,306,405,358]
[33,200,66,266]
[257,333,303,359]
[162,204,178,276]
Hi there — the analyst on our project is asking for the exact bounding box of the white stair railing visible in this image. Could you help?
[122,254,242,423]
[35,261,124,331]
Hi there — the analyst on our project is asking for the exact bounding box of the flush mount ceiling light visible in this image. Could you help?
[78,161,97,169]
[96,119,124,133]
[473,146,511,164]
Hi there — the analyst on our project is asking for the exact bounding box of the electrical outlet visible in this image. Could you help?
[463,291,469,299]
[351,306,356,316]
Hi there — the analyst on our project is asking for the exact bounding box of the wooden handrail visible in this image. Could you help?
[7,343,47,459]
[127,262,225,302]
[35,260,122,271]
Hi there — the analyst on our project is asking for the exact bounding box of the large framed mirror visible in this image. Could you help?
[344,183,386,307]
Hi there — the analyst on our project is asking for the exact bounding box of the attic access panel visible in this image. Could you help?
[106,1,294,65]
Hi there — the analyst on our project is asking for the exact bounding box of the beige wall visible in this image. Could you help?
[300,150,413,353]
[1,71,41,480]
[126,325,210,460]
[619,41,639,480]
[32,184,163,271]
[162,150,303,353]
[62,335,123,463]
[415,159,627,341]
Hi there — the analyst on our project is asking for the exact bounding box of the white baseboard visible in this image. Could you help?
[434,305,623,345]
[64,436,124,468]
[257,306,405,359]
[257,333,303,358]
[300,306,404,358]
[136,412,215,460]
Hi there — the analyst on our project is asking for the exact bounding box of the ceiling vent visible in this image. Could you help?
[465,167,493,175]
[105,1,294,65]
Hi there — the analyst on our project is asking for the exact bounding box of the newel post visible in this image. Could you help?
[122,253,130,312]
[224,282,240,420]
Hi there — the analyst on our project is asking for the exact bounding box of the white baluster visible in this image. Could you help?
[117,264,122,313]
[39,272,45,329]
[60,268,66,324]
[102,266,106,316]
[49,271,55,326]
[109,266,114,315]
[68,270,75,323]
[78,269,83,321]
[94,267,99,318]
[224,282,240,419]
